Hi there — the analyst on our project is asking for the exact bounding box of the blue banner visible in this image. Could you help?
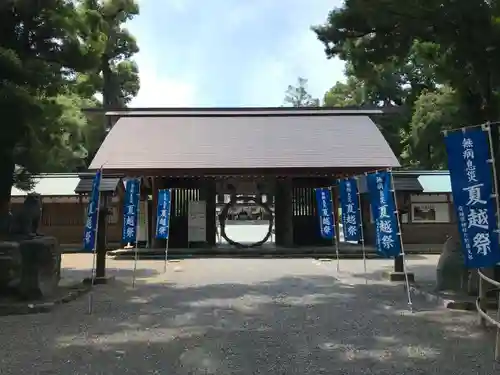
[156,189,172,239]
[122,179,141,243]
[366,171,401,258]
[315,187,335,240]
[339,178,361,242]
[445,127,500,268]
[83,170,102,251]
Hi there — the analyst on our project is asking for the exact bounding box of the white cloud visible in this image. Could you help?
[242,59,288,107]
[130,75,197,107]
[291,31,346,98]
[127,0,344,107]
[241,30,345,107]
[129,57,198,108]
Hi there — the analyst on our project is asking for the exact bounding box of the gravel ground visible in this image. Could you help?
[0,257,499,374]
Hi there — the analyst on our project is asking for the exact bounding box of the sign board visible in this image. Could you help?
[188,200,206,242]
[137,200,148,242]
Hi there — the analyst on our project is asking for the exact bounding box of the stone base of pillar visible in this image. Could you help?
[382,270,415,283]
[83,276,116,285]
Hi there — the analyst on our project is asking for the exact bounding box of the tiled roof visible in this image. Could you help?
[74,174,122,194]
[357,175,423,193]
[11,174,80,196]
[417,173,451,193]
[89,109,400,172]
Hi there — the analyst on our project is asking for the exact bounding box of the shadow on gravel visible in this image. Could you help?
[0,272,498,374]
[347,262,438,285]
[60,266,162,283]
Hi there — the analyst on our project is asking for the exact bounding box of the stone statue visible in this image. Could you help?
[0,194,61,300]
[436,235,469,293]
[10,193,43,237]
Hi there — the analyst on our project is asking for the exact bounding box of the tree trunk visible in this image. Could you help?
[101,55,121,132]
[0,150,14,218]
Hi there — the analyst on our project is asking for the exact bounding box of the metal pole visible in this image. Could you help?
[164,189,172,273]
[486,124,500,329]
[355,176,368,283]
[88,168,103,315]
[496,294,500,361]
[164,238,170,273]
[132,179,141,288]
[486,124,500,257]
[330,187,340,272]
[388,169,414,313]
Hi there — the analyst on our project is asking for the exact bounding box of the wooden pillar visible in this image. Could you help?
[151,177,160,248]
[95,196,110,280]
[394,192,409,273]
[200,180,216,247]
[283,177,294,247]
[274,179,284,246]
[393,192,402,272]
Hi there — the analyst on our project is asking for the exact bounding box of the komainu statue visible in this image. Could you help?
[436,235,469,293]
[0,193,61,300]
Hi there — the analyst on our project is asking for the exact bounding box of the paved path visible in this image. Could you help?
[0,257,498,374]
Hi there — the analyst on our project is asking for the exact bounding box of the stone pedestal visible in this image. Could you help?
[0,194,62,300]
[0,241,21,290]
[17,236,61,299]
[382,270,415,283]
[83,276,115,285]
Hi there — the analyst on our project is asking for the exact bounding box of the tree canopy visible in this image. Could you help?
[283,77,320,107]
[0,0,140,214]
[312,0,500,168]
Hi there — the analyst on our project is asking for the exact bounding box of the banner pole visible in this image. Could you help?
[132,179,141,288]
[485,124,500,330]
[88,168,103,315]
[164,238,170,273]
[441,122,491,135]
[330,187,341,272]
[164,188,172,273]
[486,123,500,240]
[355,177,368,283]
[388,169,413,312]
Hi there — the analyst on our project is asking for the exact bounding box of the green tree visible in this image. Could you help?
[76,0,140,109]
[312,2,492,165]
[283,77,320,107]
[404,86,462,169]
[323,77,365,107]
[0,1,98,215]
[13,0,141,178]
[312,0,500,123]
[41,93,103,173]
[75,0,140,163]
[0,0,141,217]
[322,64,419,161]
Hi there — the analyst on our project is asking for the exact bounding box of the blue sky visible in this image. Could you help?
[127,0,345,107]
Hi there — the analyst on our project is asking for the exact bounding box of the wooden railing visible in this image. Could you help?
[476,269,500,361]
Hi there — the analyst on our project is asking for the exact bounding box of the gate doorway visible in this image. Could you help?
[216,194,275,249]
